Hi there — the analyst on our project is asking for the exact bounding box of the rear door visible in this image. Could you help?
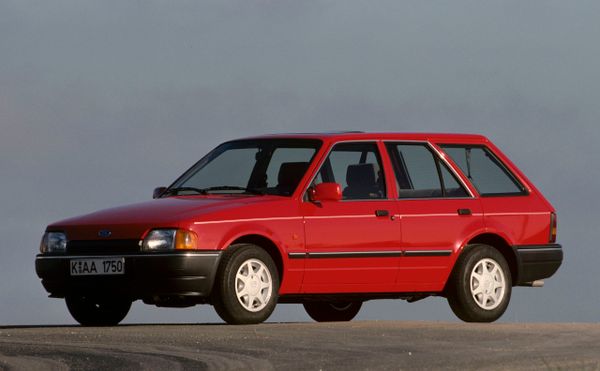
[385,142,485,292]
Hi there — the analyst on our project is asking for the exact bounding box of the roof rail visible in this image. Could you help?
[274,131,365,135]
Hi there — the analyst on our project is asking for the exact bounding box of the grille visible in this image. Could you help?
[67,240,141,255]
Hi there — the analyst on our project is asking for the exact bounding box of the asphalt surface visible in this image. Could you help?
[0,321,599,370]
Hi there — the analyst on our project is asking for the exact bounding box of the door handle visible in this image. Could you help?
[457,208,472,216]
[375,210,390,217]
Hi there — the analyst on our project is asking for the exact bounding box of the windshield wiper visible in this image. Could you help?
[161,186,208,197]
[201,186,265,195]
[162,186,264,197]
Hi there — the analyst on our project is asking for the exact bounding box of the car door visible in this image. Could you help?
[299,141,401,293]
[385,142,485,292]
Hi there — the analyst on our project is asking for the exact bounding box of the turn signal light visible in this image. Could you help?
[175,230,199,250]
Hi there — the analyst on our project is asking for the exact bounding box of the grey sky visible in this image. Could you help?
[1,1,599,325]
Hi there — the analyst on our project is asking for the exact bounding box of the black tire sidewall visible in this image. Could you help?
[303,301,362,322]
[213,244,280,324]
[65,296,131,326]
[448,244,512,322]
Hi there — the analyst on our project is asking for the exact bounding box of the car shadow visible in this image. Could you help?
[0,321,307,330]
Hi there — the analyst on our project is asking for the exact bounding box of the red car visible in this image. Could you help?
[36,132,562,325]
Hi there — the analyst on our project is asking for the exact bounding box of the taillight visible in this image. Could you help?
[550,212,557,243]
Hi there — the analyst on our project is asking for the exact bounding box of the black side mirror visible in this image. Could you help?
[153,187,167,199]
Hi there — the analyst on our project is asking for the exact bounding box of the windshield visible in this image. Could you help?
[166,139,322,197]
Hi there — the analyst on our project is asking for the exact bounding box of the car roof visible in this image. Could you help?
[238,132,490,144]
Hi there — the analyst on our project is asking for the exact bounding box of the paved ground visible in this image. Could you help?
[0,321,599,370]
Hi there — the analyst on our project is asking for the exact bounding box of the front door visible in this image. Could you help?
[300,141,401,293]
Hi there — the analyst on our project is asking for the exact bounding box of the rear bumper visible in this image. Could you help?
[35,251,221,301]
[513,244,563,285]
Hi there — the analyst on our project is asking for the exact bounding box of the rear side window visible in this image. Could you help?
[386,143,469,199]
[441,145,527,196]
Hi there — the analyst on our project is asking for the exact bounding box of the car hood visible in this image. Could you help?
[48,196,279,240]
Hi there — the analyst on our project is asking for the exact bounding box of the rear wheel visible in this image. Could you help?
[446,244,512,322]
[65,295,131,326]
[212,244,279,324]
[303,301,362,322]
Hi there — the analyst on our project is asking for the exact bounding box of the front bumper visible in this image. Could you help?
[513,244,563,285]
[35,251,221,301]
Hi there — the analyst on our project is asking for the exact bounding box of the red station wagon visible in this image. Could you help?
[36,132,563,325]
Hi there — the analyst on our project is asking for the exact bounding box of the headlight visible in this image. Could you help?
[142,229,198,251]
[40,232,67,254]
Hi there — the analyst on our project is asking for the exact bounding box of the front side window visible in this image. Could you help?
[386,143,469,198]
[441,145,526,196]
[312,142,386,200]
[167,139,321,197]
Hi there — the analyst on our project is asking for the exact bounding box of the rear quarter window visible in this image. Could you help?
[440,145,527,197]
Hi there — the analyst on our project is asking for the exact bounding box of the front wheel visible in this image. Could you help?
[303,301,362,322]
[212,244,279,324]
[65,296,131,326]
[446,244,512,322]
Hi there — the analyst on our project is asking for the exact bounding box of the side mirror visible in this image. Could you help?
[308,183,342,202]
[153,187,167,199]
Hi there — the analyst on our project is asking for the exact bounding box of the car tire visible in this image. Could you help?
[65,295,131,326]
[446,244,512,323]
[212,244,279,325]
[303,301,362,322]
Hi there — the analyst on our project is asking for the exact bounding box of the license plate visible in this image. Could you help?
[70,258,125,276]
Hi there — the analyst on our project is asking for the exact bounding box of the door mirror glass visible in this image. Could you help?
[153,187,167,199]
[309,182,342,202]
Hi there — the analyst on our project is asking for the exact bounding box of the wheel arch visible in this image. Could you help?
[466,233,518,285]
[227,234,285,284]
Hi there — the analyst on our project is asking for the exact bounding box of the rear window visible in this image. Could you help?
[440,145,527,197]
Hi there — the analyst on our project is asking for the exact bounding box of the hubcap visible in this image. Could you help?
[235,258,273,312]
[470,258,506,310]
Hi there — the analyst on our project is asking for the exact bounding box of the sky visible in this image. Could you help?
[1,1,599,325]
